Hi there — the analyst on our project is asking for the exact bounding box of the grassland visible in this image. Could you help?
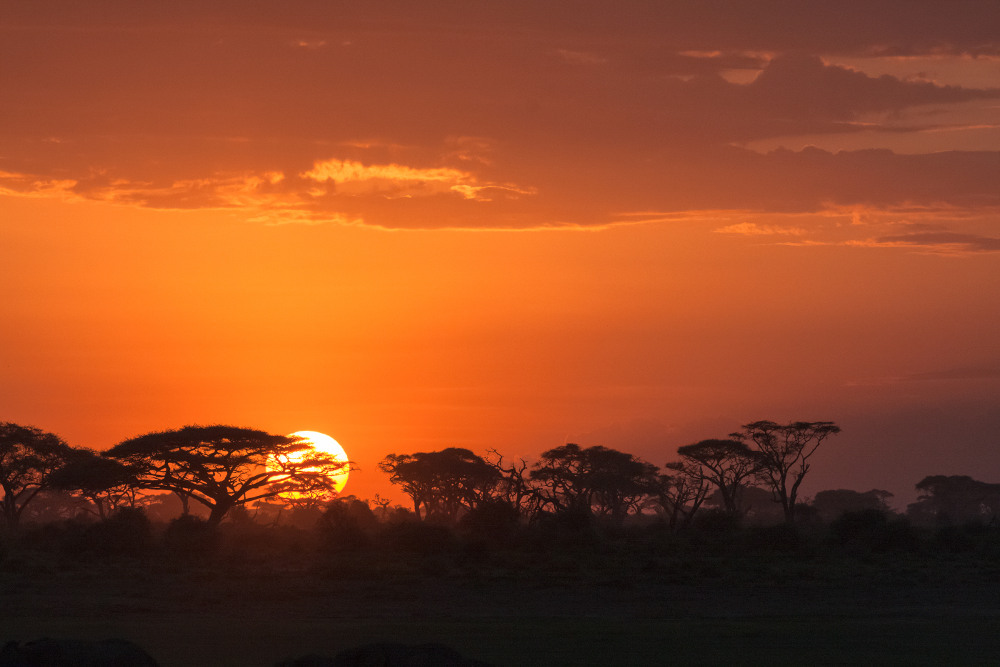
[3,537,1000,666]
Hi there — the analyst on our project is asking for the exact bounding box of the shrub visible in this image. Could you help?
[83,507,153,556]
[458,500,520,543]
[162,514,218,555]
[377,520,458,554]
[829,509,918,553]
[744,522,803,553]
[318,499,379,552]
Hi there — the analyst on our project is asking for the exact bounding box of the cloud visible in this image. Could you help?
[300,158,535,204]
[0,171,77,199]
[845,364,1000,388]
[714,222,805,236]
[556,49,608,66]
[902,366,1000,382]
[852,231,1000,253]
[743,54,998,125]
[1,4,997,232]
[302,159,473,197]
[6,2,997,57]
[0,154,540,228]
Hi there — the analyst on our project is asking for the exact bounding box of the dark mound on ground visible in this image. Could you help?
[277,642,495,667]
[0,638,158,666]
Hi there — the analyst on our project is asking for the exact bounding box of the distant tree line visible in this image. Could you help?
[4,418,1000,554]
[378,421,843,527]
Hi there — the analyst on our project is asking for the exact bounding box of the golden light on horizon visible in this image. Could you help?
[289,430,350,494]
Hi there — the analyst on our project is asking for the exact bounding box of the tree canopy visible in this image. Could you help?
[378,448,500,521]
[812,488,894,523]
[0,422,73,531]
[105,425,347,525]
[675,438,761,515]
[530,443,660,520]
[908,474,1000,526]
[47,448,139,520]
[733,420,841,522]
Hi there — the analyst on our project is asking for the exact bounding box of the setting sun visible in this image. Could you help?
[290,430,350,494]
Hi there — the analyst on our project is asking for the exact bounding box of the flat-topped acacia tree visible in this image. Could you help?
[379,448,500,522]
[0,422,73,532]
[106,425,347,525]
[47,448,139,519]
[530,443,660,520]
[674,439,762,515]
[733,420,841,524]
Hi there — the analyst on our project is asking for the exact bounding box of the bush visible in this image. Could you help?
[829,509,918,554]
[377,520,458,554]
[163,514,218,555]
[318,499,378,551]
[744,522,803,553]
[458,500,521,543]
[83,507,153,556]
[932,522,1000,554]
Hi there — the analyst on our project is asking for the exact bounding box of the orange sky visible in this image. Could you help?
[2,2,999,507]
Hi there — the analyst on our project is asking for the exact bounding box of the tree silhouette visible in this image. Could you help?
[733,420,841,523]
[675,439,761,515]
[379,448,500,522]
[704,485,786,524]
[907,475,1000,526]
[48,448,139,519]
[106,425,346,525]
[812,488,894,523]
[0,422,73,532]
[653,461,711,529]
[484,449,542,520]
[530,443,660,520]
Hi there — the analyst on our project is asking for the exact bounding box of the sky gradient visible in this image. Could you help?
[2,1,999,506]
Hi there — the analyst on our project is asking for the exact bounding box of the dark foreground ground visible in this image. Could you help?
[3,545,1000,666]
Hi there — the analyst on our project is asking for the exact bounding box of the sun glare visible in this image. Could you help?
[289,430,350,494]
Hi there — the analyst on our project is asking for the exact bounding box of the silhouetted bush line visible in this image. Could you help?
[4,503,1000,587]
[5,417,1000,582]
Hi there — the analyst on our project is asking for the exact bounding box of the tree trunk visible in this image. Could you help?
[207,501,232,526]
[176,492,190,516]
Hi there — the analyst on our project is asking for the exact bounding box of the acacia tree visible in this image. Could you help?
[379,448,500,522]
[733,420,841,523]
[653,460,712,529]
[484,449,544,520]
[105,425,346,525]
[675,439,761,515]
[530,443,660,520]
[48,449,140,520]
[0,422,73,532]
[907,475,1000,526]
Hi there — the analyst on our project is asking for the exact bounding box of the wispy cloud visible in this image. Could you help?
[846,364,1000,387]
[902,366,1000,382]
[556,49,608,66]
[0,155,537,227]
[849,232,1000,254]
[714,222,806,235]
[301,157,534,201]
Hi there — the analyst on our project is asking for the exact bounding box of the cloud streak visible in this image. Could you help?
[854,232,1000,253]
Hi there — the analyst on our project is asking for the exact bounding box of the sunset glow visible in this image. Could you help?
[1,2,998,509]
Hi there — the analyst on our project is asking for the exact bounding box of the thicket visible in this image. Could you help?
[4,418,1000,582]
[4,499,1000,588]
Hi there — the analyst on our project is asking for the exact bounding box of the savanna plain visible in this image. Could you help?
[4,518,1000,666]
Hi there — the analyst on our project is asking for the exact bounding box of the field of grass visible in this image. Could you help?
[3,546,1000,665]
